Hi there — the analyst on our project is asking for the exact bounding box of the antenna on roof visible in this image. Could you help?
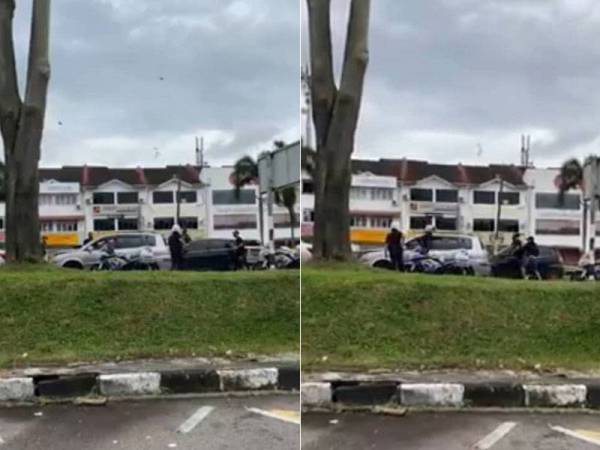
[195,136,205,167]
[521,134,532,168]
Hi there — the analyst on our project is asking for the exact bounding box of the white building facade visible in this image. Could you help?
[301,158,593,262]
[1,164,299,248]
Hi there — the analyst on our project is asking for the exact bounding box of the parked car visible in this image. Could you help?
[52,232,171,270]
[360,233,491,276]
[300,241,312,264]
[490,245,565,280]
[181,239,237,271]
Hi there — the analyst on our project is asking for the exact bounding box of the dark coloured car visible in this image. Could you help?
[182,239,238,271]
[491,245,565,280]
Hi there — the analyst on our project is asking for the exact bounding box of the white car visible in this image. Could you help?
[360,233,491,276]
[52,232,171,270]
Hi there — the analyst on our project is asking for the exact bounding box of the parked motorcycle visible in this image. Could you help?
[92,248,158,271]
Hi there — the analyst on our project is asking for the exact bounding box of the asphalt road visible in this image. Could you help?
[303,411,600,449]
[0,394,299,450]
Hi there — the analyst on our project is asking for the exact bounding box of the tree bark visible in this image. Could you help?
[0,0,51,262]
[307,0,370,260]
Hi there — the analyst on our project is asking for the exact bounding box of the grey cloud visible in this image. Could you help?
[304,0,600,167]
[3,0,299,167]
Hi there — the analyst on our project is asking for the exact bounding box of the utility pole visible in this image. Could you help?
[494,176,504,254]
[175,175,182,226]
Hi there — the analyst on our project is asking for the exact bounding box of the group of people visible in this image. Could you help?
[167,226,247,271]
[508,233,541,280]
[385,225,543,280]
[384,225,435,272]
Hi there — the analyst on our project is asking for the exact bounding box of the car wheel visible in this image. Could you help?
[546,270,562,281]
[373,260,393,270]
[63,261,83,270]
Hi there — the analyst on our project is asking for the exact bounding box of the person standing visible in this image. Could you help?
[385,227,404,271]
[83,232,94,246]
[232,230,247,270]
[168,224,184,270]
[522,236,542,280]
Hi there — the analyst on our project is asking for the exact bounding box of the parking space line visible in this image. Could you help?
[550,425,600,447]
[472,422,517,449]
[246,407,300,425]
[176,406,215,434]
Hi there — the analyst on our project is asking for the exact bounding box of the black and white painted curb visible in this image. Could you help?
[0,366,299,403]
[302,381,600,409]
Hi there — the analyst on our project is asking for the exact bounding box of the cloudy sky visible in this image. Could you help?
[302,0,600,168]
[4,0,299,168]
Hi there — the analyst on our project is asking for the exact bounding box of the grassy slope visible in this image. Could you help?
[0,266,299,368]
[302,264,600,371]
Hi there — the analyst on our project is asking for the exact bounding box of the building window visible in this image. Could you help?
[436,189,458,203]
[0,217,3,230]
[498,219,519,233]
[41,221,53,232]
[93,192,115,205]
[212,189,255,205]
[535,193,580,210]
[473,219,495,232]
[117,192,139,204]
[118,218,138,231]
[303,209,314,223]
[39,194,53,205]
[153,191,174,204]
[473,191,496,204]
[499,192,520,205]
[436,217,457,231]
[371,188,394,201]
[213,214,257,230]
[93,219,115,231]
[302,181,314,194]
[350,215,368,227]
[55,194,77,205]
[179,217,199,230]
[178,191,197,203]
[536,219,580,235]
[274,213,297,229]
[154,217,175,230]
[55,221,78,232]
[410,188,433,202]
[350,187,369,200]
[371,216,393,229]
[410,216,430,230]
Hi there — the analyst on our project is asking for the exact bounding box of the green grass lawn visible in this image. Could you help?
[0,266,299,368]
[302,264,600,372]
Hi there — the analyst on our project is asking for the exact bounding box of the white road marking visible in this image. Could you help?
[245,407,300,425]
[176,406,215,434]
[0,435,5,446]
[550,425,600,446]
[472,422,517,449]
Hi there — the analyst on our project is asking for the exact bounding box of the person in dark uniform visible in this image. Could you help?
[168,224,184,270]
[385,227,404,271]
[522,236,541,280]
[232,230,247,270]
[83,232,94,246]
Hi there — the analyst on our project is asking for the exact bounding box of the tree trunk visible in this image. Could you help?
[287,205,296,241]
[0,0,51,262]
[307,0,370,261]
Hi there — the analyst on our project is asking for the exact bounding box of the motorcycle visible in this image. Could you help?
[92,248,158,271]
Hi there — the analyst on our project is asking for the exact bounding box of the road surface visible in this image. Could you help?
[303,411,600,449]
[0,394,299,450]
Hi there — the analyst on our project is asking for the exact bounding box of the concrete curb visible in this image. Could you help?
[0,366,298,403]
[302,380,600,409]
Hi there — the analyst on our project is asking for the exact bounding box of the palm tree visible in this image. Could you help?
[231,155,259,197]
[558,155,599,202]
[275,186,297,240]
